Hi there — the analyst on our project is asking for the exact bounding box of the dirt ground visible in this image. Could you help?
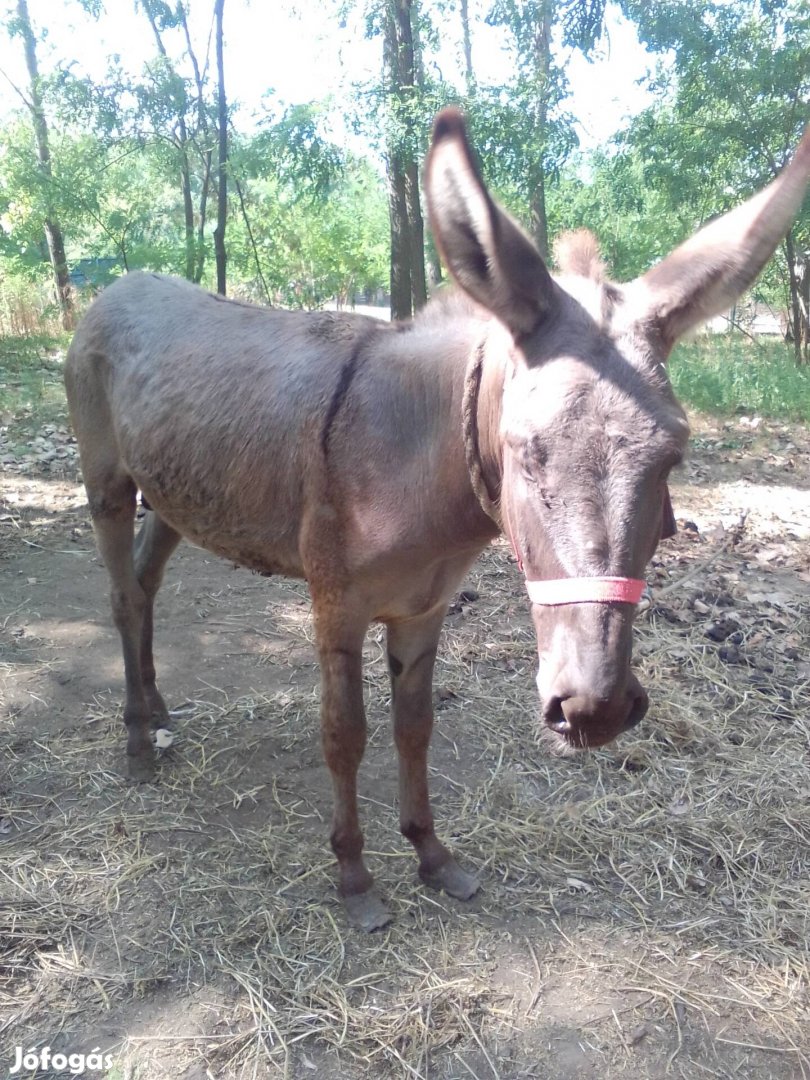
[1,374,809,1079]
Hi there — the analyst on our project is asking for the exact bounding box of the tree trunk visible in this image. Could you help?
[383,0,427,319]
[213,0,228,296]
[195,156,212,284]
[143,0,197,281]
[404,161,426,310]
[785,231,810,364]
[232,172,271,303]
[413,2,442,290]
[16,0,74,329]
[179,3,213,284]
[530,171,550,263]
[460,0,474,94]
[388,153,413,319]
[180,155,196,282]
[531,0,553,261]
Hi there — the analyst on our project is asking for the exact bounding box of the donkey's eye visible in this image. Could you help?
[664,448,684,469]
[528,437,549,468]
[520,451,543,486]
[660,457,683,481]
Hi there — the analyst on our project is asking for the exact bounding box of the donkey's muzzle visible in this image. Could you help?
[542,675,649,749]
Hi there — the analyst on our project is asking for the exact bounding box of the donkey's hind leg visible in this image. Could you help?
[133,511,182,728]
[88,475,156,780]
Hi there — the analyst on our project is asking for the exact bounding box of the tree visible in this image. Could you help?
[619,0,810,360]
[483,0,608,258]
[487,0,553,257]
[137,0,219,283]
[213,0,227,295]
[460,0,474,94]
[383,0,428,319]
[9,0,75,328]
[0,1,395,318]
[228,132,388,308]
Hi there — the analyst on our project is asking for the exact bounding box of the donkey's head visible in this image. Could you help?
[426,108,810,752]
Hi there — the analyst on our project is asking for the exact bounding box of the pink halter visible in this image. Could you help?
[525,575,646,606]
[501,490,646,607]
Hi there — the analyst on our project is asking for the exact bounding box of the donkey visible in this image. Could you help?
[65,110,810,929]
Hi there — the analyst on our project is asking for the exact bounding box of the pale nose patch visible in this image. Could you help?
[583,538,609,570]
[584,539,607,554]
[535,662,547,694]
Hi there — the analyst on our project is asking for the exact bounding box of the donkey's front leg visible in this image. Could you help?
[387,609,480,901]
[314,605,392,931]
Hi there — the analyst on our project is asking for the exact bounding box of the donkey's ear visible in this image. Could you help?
[634,126,810,350]
[425,108,556,337]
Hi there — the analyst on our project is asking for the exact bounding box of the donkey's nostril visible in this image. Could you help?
[551,687,649,746]
[543,697,571,734]
[625,685,649,731]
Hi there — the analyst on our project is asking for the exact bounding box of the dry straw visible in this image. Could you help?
[1,501,808,1077]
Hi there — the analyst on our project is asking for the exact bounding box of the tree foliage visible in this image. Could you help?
[7,0,74,327]
[618,0,810,358]
[0,0,807,356]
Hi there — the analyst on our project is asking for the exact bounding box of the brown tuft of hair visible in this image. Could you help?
[553,229,606,282]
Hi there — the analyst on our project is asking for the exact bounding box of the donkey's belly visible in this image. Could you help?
[136,482,306,580]
[188,528,305,579]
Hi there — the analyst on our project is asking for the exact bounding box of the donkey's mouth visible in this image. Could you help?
[540,685,649,754]
[538,717,618,756]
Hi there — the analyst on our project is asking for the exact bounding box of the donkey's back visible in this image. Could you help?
[66,272,418,577]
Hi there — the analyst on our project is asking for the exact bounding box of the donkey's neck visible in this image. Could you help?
[404,296,506,546]
[461,335,506,528]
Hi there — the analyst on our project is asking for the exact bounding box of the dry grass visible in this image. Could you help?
[0,283,65,338]
[2,524,809,1079]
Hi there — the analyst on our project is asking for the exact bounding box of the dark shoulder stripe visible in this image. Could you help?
[320,331,372,457]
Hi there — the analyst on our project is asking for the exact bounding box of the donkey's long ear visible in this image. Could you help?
[635,127,810,350]
[425,108,556,337]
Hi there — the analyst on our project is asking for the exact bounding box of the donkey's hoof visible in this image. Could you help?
[344,889,392,932]
[125,753,156,783]
[420,859,480,901]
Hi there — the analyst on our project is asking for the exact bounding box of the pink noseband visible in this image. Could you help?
[503,513,646,607]
[500,500,646,607]
[526,576,646,606]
